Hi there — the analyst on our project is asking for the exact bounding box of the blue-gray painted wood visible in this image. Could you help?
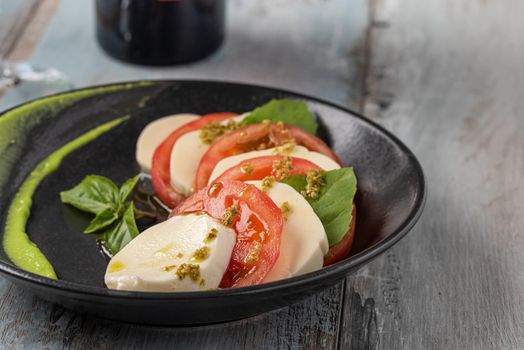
[0,1,369,349]
[0,283,344,350]
[0,0,38,54]
[5,0,524,349]
[6,0,524,348]
[19,0,367,108]
[339,0,524,349]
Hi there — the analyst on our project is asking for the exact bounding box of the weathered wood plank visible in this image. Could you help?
[0,0,61,108]
[0,0,39,56]
[340,0,524,348]
[0,1,369,349]
[6,0,60,61]
[0,283,343,350]
[28,0,368,107]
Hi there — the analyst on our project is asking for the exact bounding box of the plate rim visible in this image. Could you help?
[0,79,427,300]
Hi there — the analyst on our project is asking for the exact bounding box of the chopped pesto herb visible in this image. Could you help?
[301,169,325,199]
[240,162,254,175]
[204,228,218,243]
[191,246,210,261]
[199,119,243,144]
[272,156,293,179]
[280,201,292,221]
[256,142,268,151]
[272,121,292,140]
[222,205,239,227]
[261,176,276,193]
[245,241,262,264]
[199,279,206,288]
[273,139,296,155]
[176,263,201,281]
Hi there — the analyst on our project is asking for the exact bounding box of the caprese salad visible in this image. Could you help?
[62,99,357,292]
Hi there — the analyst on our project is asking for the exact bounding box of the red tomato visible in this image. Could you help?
[214,155,323,182]
[323,205,356,266]
[194,122,344,190]
[213,155,355,266]
[171,180,284,288]
[151,112,236,208]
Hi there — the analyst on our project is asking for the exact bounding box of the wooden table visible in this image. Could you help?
[1,0,523,349]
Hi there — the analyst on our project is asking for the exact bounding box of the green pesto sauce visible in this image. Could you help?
[0,82,151,185]
[0,81,151,279]
[3,116,128,279]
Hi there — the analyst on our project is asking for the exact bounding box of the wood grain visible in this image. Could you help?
[0,283,343,350]
[6,0,60,61]
[0,1,369,349]
[5,0,524,348]
[26,0,368,107]
[339,0,524,349]
[0,0,39,57]
[0,0,61,108]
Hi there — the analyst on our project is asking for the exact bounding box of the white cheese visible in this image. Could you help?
[104,214,236,292]
[246,181,328,282]
[170,114,248,195]
[136,114,199,172]
[209,145,340,184]
[169,130,210,196]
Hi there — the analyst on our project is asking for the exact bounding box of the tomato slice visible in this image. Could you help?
[213,155,355,266]
[171,180,284,288]
[151,112,237,208]
[323,205,356,266]
[214,155,323,182]
[194,122,344,190]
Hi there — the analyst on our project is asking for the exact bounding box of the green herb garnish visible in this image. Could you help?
[281,168,357,246]
[199,119,244,144]
[60,174,140,254]
[243,99,318,134]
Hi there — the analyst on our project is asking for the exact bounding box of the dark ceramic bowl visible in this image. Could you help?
[0,81,425,325]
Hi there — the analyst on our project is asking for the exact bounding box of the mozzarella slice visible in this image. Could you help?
[246,181,328,282]
[209,146,340,184]
[170,114,248,195]
[104,214,236,292]
[169,130,210,196]
[136,114,199,172]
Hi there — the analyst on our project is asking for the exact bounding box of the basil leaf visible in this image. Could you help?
[281,167,357,246]
[243,99,318,134]
[84,207,119,234]
[278,174,307,192]
[100,202,139,255]
[61,174,143,254]
[119,174,140,203]
[60,175,119,214]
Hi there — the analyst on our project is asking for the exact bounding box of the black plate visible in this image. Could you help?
[0,80,425,325]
